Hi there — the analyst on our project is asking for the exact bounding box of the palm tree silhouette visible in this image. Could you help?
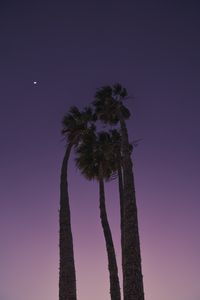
[60,106,94,300]
[93,84,145,300]
[76,129,121,300]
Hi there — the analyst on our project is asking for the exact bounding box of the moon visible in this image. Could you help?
[33,81,37,85]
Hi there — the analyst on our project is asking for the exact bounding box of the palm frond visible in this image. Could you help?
[113,83,128,99]
[95,86,112,100]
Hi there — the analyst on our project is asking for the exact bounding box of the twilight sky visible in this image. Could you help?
[0,1,200,300]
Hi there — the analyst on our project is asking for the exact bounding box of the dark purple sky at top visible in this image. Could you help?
[0,1,200,300]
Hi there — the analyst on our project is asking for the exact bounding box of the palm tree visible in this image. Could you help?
[75,130,121,300]
[60,106,94,300]
[93,84,145,300]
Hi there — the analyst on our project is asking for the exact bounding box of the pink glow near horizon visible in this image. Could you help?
[1,153,199,300]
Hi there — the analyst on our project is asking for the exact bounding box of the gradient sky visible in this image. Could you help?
[0,1,200,300]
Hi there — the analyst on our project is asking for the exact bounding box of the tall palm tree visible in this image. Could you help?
[60,106,94,300]
[75,130,121,300]
[93,84,145,300]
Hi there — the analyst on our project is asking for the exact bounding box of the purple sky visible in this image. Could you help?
[0,1,200,300]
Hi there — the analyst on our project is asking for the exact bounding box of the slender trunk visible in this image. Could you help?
[59,143,77,300]
[119,116,145,300]
[117,163,125,296]
[99,170,121,300]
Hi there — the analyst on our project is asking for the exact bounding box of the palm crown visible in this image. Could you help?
[76,129,117,181]
[93,83,131,125]
[62,106,95,146]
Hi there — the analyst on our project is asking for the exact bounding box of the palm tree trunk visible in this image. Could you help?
[99,170,121,300]
[119,116,145,300]
[117,163,125,296]
[59,143,77,300]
